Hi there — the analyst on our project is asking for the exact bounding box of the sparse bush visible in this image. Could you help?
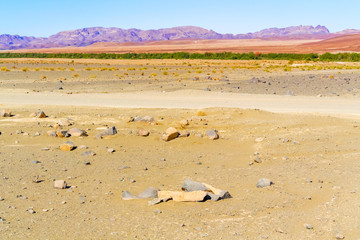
[21,67,28,72]
[197,111,207,116]
[1,66,10,72]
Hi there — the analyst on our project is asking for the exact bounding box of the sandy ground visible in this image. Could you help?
[1,59,360,239]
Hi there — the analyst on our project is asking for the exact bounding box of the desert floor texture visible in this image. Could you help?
[0,59,359,239]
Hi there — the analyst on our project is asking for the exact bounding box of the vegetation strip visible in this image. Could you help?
[0,52,360,61]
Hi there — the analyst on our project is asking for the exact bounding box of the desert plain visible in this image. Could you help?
[0,58,360,239]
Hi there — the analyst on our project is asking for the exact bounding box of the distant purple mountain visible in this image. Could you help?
[0,25,334,50]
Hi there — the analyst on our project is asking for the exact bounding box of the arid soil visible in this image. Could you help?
[1,59,360,239]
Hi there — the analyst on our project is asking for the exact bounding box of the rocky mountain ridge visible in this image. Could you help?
[0,25,348,50]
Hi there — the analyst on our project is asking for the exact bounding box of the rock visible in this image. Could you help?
[202,182,232,199]
[60,141,75,151]
[36,110,47,118]
[47,130,57,137]
[158,191,207,202]
[206,130,219,140]
[82,151,96,156]
[304,224,313,229]
[58,118,72,126]
[182,179,208,192]
[34,132,41,136]
[256,178,273,188]
[28,209,36,214]
[179,130,190,137]
[134,116,154,123]
[254,157,262,163]
[0,109,11,117]
[16,130,23,134]
[56,131,70,138]
[107,148,115,153]
[78,145,88,149]
[96,126,117,139]
[138,187,159,199]
[122,191,141,200]
[68,128,87,137]
[285,90,295,96]
[162,127,179,141]
[137,129,150,137]
[54,180,67,189]
[180,119,189,126]
[335,234,345,239]
[255,137,264,143]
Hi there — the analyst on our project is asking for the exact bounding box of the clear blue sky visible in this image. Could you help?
[1,0,359,37]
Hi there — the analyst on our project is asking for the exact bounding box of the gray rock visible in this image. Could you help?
[96,126,117,139]
[254,157,262,163]
[206,130,219,140]
[182,179,208,192]
[82,151,96,157]
[138,187,159,198]
[256,178,273,188]
[122,191,141,200]
[134,116,154,123]
[68,128,87,137]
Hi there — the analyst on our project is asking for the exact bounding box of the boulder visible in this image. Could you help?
[68,128,87,137]
[137,129,150,137]
[54,180,67,189]
[47,130,57,137]
[0,109,11,117]
[162,127,179,141]
[60,141,75,151]
[181,179,231,200]
[206,130,219,140]
[58,118,72,126]
[158,191,207,202]
[134,116,154,123]
[256,178,273,188]
[96,126,117,139]
[182,179,208,192]
[36,110,47,118]
[56,131,70,138]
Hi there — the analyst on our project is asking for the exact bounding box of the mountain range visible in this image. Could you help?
[0,25,357,50]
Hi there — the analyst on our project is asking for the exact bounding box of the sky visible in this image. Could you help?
[1,0,359,37]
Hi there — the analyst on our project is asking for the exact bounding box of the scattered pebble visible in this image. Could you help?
[304,224,313,229]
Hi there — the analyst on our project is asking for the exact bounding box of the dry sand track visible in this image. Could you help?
[1,90,360,118]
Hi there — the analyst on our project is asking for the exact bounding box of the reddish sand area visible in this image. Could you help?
[1,34,360,54]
